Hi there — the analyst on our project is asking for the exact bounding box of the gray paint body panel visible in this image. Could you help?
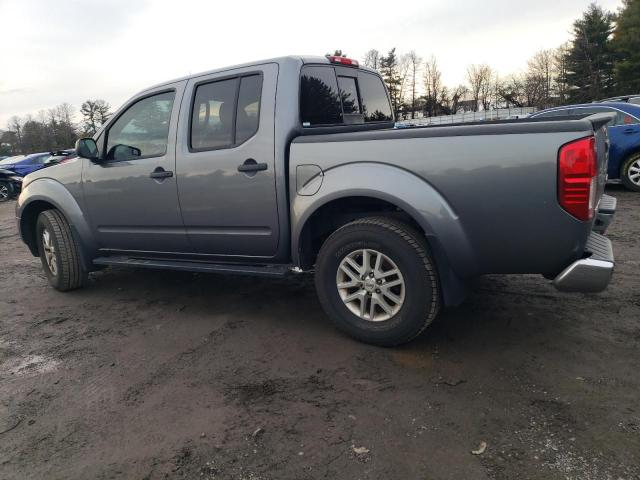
[15,57,612,296]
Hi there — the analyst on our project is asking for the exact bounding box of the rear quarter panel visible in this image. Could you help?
[290,127,596,278]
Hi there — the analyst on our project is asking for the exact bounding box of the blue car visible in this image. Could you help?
[530,102,640,191]
[0,152,54,177]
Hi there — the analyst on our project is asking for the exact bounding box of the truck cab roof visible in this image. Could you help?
[139,55,379,96]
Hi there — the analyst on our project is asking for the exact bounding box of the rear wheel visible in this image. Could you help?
[0,181,11,202]
[621,154,640,192]
[315,216,440,346]
[36,210,87,291]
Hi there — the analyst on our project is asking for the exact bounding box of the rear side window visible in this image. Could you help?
[300,66,343,126]
[236,75,262,144]
[615,111,639,126]
[358,72,393,122]
[535,109,570,118]
[300,66,392,126]
[191,78,238,150]
[190,74,263,150]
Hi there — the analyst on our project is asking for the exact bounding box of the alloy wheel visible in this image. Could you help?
[336,248,405,322]
[42,229,58,276]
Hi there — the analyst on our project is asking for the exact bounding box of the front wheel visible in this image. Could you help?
[315,217,440,346]
[621,154,640,192]
[36,210,87,291]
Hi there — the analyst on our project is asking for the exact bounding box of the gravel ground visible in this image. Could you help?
[0,186,639,480]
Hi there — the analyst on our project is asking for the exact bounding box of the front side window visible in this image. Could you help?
[106,91,175,161]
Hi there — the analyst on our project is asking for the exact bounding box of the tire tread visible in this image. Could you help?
[318,216,441,345]
[39,209,85,291]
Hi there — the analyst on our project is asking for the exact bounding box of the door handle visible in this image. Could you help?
[623,128,635,134]
[238,159,268,173]
[149,167,173,179]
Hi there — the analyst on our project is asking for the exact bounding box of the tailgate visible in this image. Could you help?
[587,113,616,204]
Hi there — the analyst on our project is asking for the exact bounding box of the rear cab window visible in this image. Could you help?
[300,64,393,128]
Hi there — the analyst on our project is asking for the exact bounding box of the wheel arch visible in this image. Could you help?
[291,163,476,306]
[17,179,97,267]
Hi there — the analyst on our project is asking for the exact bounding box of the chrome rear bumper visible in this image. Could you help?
[553,231,614,293]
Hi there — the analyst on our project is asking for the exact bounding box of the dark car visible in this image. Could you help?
[0,168,23,202]
[530,102,640,191]
[0,152,52,176]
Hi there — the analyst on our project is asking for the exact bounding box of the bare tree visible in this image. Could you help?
[449,85,469,113]
[406,51,422,119]
[363,49,381,70]
[528,49,556,108]
[554,42,570,105]
[423,55,443,117]
[466,64,493,112]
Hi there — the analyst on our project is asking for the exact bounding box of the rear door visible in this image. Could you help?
[607,109,640,177]
[175,63,279,257]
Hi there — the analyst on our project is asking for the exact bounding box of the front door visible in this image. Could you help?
[82,83,190,254]
[175,63,279,257]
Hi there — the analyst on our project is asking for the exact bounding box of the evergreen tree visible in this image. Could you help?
[612,0,640,93]
[379,48,402,117]
[565,3,615,103]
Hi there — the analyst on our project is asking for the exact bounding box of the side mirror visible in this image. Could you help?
[75,138,100,161]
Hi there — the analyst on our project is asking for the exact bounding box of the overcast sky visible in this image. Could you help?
[0,0,623,127]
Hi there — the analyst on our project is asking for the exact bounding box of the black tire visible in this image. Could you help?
[620,153,640,192]
[36,209,87,291]
[0,181,12,202]
[315,216,440,346]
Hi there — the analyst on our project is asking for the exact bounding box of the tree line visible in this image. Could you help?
[359,0,639,119]
[2,1,638,155]
[0,99,112,156]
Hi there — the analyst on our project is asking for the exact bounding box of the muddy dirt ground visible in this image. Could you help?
[0,186,638,480]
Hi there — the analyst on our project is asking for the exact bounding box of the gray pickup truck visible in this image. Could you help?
[16,55,617,346]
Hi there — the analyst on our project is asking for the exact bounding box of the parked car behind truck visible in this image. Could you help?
[16,55,617,346]
[530,102,640,191]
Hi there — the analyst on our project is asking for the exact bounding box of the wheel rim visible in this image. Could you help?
[42,229,58,276]
[0,185,8,200]
[628,159,640,186]
[336,248,405,322]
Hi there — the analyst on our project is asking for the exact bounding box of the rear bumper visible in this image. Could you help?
[553,232,614,292]
[593,194,616,234]
[554,194,616,293]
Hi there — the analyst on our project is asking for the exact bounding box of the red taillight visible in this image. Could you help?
[326,55,359,67]
[558,136,598,221]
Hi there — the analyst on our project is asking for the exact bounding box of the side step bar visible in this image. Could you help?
[93,256,293,278]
